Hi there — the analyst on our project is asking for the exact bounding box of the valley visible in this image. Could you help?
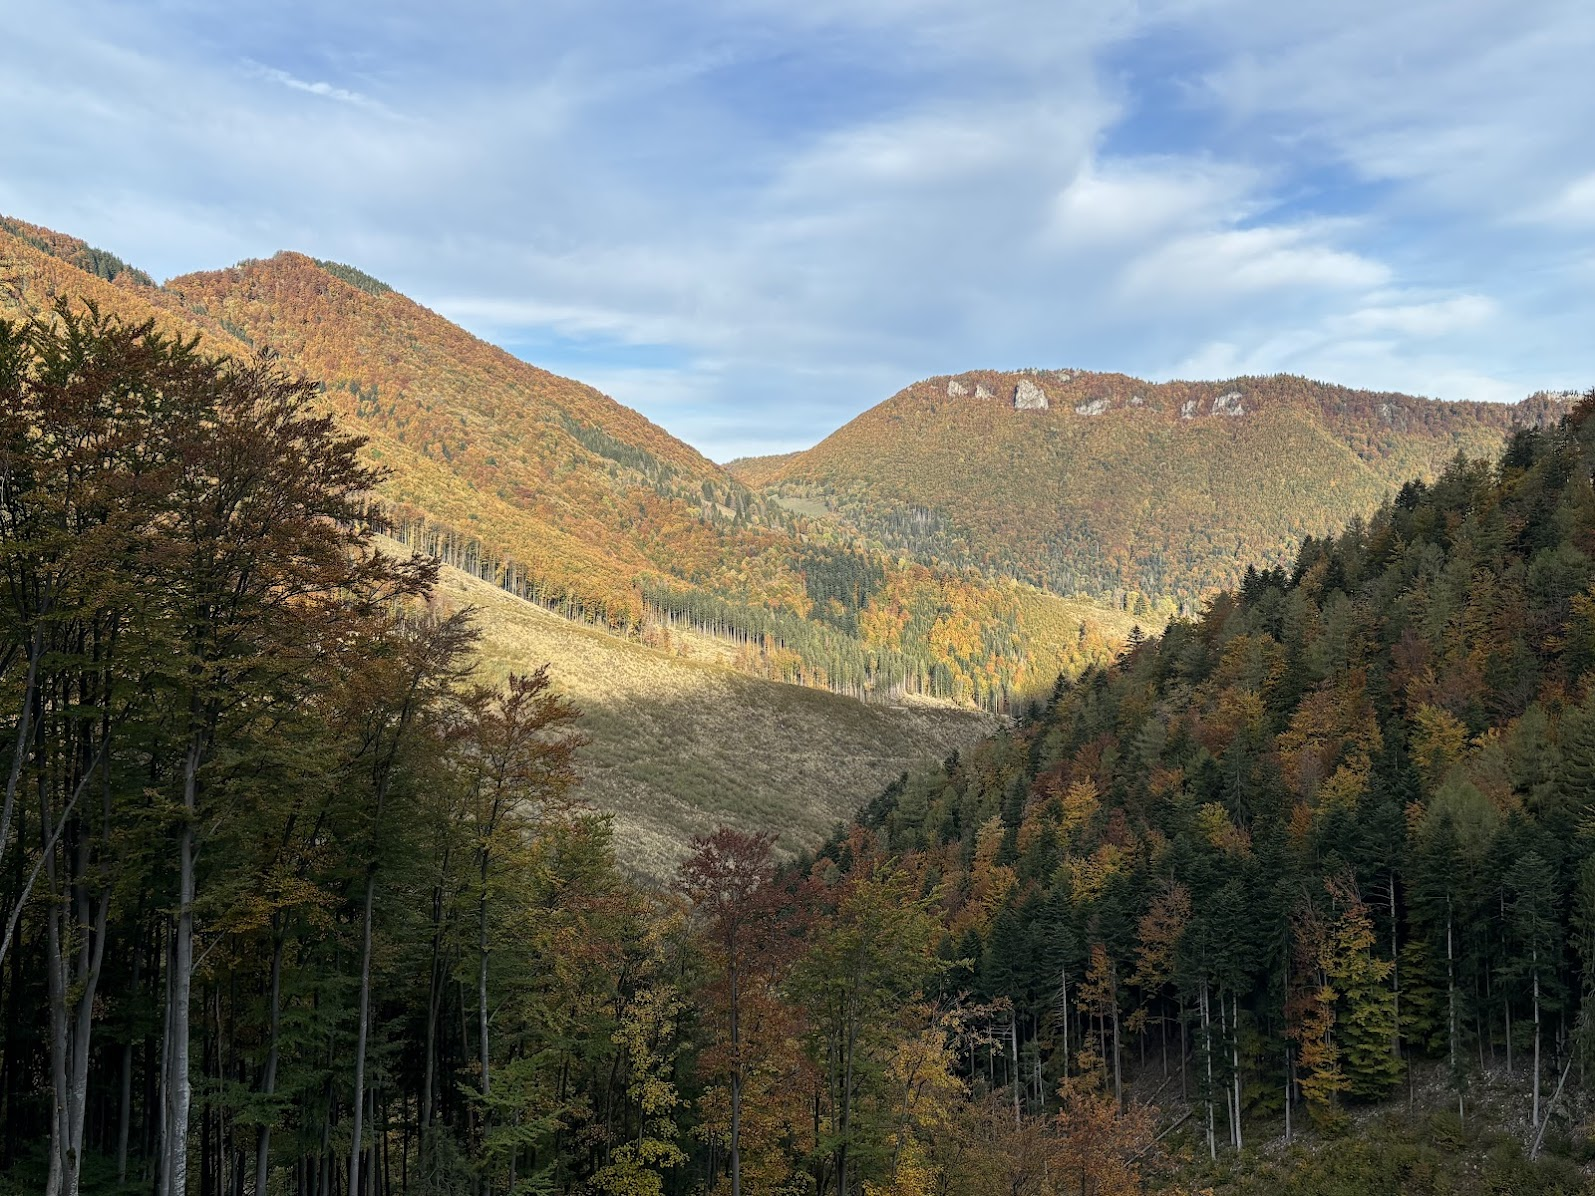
[3,212,1593,1196]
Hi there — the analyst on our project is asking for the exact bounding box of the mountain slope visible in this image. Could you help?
[782,396,1595,1188]
[423,546,996,875]
[0,217,1123,875]
[162,250,784,627]
[3,220,1137,710]
[732,368,1570,608]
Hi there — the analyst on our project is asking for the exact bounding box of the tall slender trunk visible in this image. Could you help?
[1200,980,1215,1161]
[1532,945,1541,1130]
[1283,1044,1293,1145]
[1219,992,1234,1150]
[349,869,377,1196]
[43,736,112,1196]
[1530,1054,1575,1161]
[729,955,742,1196]
[1058,966,1070,1080]
[1447,899,1462,1123]
[477,868,491,1196]
[1179,997,1187,1100]
[1505,999,1513,1074]
[255,931,285,1195]
[1390,874,1401,1060]
[1010,1019,1022,1125]
[422,860,448,1134]
[1110,989,1122,1110]
[160,742,202,1196]
[0,630,41,877]
[1231,993,1243,1151]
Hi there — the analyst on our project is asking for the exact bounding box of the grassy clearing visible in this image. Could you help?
[420,551,997,878]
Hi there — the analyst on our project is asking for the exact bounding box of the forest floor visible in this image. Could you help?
[1136,1054,1595,1194]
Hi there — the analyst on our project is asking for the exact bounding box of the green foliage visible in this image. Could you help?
[0,214,155,285]
[314,257,396,295]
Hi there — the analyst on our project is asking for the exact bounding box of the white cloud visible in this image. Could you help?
[249,63,389,111]
[1,0,1591,457]
[1120,223,1388,304]
[1529,172,1595,227]
[1337,295,1497,338]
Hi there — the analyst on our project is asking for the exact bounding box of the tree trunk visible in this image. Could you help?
[161,744,201,1196]
[1447,900,1462,1124]
[1532,946,1541,1130]
[729,955,742,1196]
[0,631,41,881]
[1059,966,1070,1080]
[1231,992,1243,1152]
[1011,1019,1022,1125]
[255,931,285,1195]
[1390,874,1401,1061]
[422,864,448,1134]
[349,869,377,1196]
[1200,980,1215,1161]
[1530,1053,1574,1161]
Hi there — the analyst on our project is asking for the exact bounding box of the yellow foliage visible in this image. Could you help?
[1410,703,1469,787]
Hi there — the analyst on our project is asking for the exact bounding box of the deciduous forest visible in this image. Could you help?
[8,299,1595,1195]
[732,369,1568,612]
[0,218,1130,714]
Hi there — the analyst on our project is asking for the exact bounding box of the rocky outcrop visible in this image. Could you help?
[1014,379,1049,410]
[1074,397,1111,416]
[975,382,995,400]
[1180,399,1200,419]
[947,379,971,397]
[1211,391,1245,417]
[1128,394,1146,408]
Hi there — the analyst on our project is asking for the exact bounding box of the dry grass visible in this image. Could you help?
[419,548,997,878]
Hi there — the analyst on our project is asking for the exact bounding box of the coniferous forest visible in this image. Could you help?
[9,306,1595,1196]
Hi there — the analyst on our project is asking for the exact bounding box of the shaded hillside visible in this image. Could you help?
[0,218,1134,710]
[422,545,997,877]
[732,368,1570,609]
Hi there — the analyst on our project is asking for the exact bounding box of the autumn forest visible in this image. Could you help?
[6,213,1595,1196]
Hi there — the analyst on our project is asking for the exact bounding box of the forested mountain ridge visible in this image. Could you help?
[732,368,1571,612]
[775,388,1595,1191]
[6,225,1595,1196]
[0,216,1135,711]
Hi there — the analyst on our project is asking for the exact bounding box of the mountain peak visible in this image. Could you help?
[733,369,1557,606]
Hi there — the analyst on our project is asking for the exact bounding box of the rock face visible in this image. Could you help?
[1128,394,1146,408]
[1074,397,1111,416]
[1180,399,1200,420]
[947,379,971,397]
[1014,379,1049,410]
[975,382,995,400]
[1211,391,1245,417]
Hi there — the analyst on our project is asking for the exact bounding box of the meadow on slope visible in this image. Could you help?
[424,549,997,876]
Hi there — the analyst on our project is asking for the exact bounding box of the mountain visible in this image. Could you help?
[0,216,1136,876]
[731,368,1572,611]
[777,394,1595,1188]
[152,248,1134,709]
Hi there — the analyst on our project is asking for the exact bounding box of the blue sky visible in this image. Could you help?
[3,0,1593,460]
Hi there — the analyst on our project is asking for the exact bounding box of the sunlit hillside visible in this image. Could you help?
[0,218,1112,879]
[732,368,1570,609]
[0,218,1135,713]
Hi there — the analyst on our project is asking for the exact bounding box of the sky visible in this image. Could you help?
[2,0,1593,460]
